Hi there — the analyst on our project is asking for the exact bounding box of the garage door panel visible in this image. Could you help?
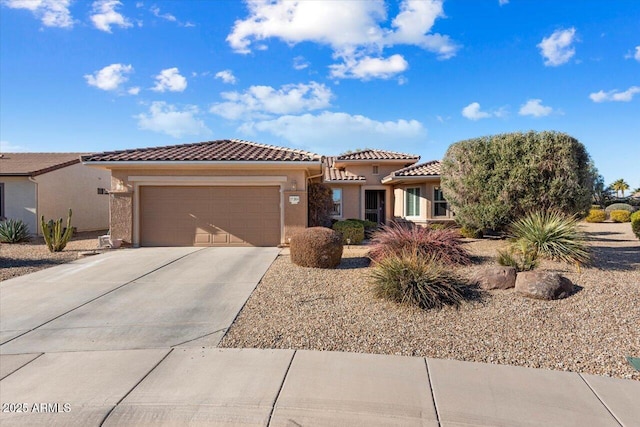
[140,186,281,247]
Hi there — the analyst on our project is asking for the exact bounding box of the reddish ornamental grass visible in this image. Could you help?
[368,223,471,265]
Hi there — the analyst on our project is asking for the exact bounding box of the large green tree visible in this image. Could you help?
[441,131,596,231]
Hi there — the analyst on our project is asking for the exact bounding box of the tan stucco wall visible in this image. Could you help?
[342,163,412,185]
[107,167,311,246]
[35,163,110,233]
[328,185,361,220]
[0,177,37,233]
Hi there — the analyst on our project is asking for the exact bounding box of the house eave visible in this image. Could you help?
[81,160,324,170]
[381,175,441,184]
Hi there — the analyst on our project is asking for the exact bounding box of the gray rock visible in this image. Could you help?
[515,271,574,300]
[473,266,517,290]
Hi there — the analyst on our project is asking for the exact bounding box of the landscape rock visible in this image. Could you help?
[515,271,574,300]
[472,266,517,290]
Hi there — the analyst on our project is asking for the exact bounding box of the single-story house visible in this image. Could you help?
[0,153,110,235]
[82,140,452,247]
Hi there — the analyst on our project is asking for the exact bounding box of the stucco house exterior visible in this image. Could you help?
[0,153,110,234]
[82,140,452,247]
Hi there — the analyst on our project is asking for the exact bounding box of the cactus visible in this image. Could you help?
[41,209,74,252]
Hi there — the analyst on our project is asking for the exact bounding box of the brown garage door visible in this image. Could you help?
[139,186,280,247]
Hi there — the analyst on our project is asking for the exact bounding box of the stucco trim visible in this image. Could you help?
[130,176,288,247]
[381,175,441,184]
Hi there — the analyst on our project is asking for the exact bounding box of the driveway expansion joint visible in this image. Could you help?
[578,373,624,427]
[267,349,297,427]
[424,358,441,427]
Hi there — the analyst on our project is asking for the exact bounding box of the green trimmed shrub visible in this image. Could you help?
[631,211,640,239]
[610,210,631,223]
[290,227,343,268]
[332,220,365,244]
[441,131,595,231]
[369,223,471,265]
[605,203,635,213]
[585,209,607,223]
[371,252,468,310]
[509,210,590,265]
[0,219,31,243]
[459,225,483,239]
[345,218,378,238]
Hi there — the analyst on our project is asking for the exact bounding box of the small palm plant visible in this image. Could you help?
[509,210,590,266]
[611,179,630,198]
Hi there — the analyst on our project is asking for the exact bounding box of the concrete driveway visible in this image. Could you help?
[0,247,280,354]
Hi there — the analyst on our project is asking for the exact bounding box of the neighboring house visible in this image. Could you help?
[82,140,452,247]
[0,153,110,234]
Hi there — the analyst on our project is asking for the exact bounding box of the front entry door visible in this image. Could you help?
[364,190,386,225]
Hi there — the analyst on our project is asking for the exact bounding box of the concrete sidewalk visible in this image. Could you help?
[1,348,638,426]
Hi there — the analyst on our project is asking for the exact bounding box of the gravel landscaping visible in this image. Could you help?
[221,222,640,380]
[0,230,108,281]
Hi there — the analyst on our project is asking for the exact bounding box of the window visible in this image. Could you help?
[434,187,448,216]
[372,165,379,175]
[405,187,420,217]
[331,188,342,217]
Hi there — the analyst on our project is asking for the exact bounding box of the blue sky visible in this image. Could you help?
[1,0,638,188]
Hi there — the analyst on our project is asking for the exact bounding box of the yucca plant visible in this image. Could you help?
[0,219,31,243]
[41,209,74,252]
[371,252,468,310]
[509,210,590,265]
[368,222,471,265]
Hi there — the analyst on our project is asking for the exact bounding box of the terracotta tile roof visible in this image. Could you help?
[336,149,419,161]
[386,160,442,178]
[0,153,83,176]
[323,157,366,182]
[81,139,321,163]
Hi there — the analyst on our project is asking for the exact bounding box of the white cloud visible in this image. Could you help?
[215,70,237,84]
[150,5,175,21]
[0,140,29,152]
[84,63,133,91]
[589,86,640,103]
[293,56,309,70]
[135,102,211,138]
[152,67,187,92]
[127,86,140,95]
[210,82,333,120]
[330,54,408,80]
[538,27,577,66]
[239,111,425,153]
[518,99,553,117]
[90,0,132,33]
[633,46,640,62]
[499,0,509,5]
[226,0,458,80]
[461,102,491,120]
[4,0,73,28]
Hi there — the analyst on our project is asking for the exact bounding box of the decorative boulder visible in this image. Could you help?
[290,227,343,269]
[472,266,517,290]
[515,271,574,300]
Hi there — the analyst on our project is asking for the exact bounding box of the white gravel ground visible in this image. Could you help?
[221,222,640,380]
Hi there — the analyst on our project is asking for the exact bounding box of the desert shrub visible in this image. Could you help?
[497,239,538,272]
[370,252,468,310]
[345,218,378,238]
[332,220,365,244]
[631,211,640,239]
[0,219,31,243]
[585,209,607,223]
[429,223,446,231]
[459,225,483,239]
[605,203,635,213]
[441,131,595,231]
[308,183,333,227]
[609,210,631,223]
[290,227,343,268]
[368,222,471,265]
[509,210,589,265]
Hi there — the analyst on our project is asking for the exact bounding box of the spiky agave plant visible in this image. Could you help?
[0,219,31,243]
[509,210,590,265]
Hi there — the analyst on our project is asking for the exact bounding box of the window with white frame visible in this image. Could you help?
[405,187,420,217]
[434,187,448,216]
[331,188,342,217]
